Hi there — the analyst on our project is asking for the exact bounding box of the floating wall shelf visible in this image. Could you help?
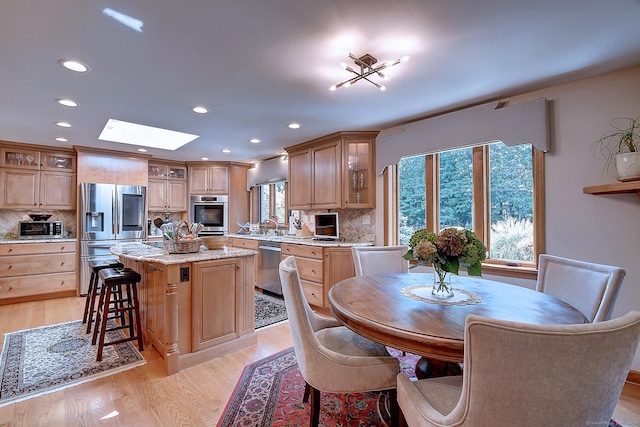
[583,180,640,196]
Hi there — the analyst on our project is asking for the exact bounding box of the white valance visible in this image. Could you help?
[376,98,548,174]
[246,155,288,190]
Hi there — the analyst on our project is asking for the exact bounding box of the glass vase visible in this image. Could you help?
[432,265,454,298]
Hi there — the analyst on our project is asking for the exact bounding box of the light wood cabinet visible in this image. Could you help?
[148,162,187,211]
[189,165,229,194]
[0,145,76,210]
[192,259,244,351]
[285,131,378,209]
[0,241,77,304]
[230,237,259,288]
[281,243,355,308]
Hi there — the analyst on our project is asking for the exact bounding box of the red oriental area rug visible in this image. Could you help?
[217,347,624,427]
[217,347,417,427]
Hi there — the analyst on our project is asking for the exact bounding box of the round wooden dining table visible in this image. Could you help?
[328,273,588,378]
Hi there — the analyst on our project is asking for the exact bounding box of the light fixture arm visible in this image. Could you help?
[330,52,409,91]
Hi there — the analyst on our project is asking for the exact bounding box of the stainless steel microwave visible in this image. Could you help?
[18,221,64,239]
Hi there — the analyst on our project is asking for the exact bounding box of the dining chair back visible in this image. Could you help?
[537,254,625,322]
[397,311,640,427]
[279,255,400,427]
[352,245,409,276]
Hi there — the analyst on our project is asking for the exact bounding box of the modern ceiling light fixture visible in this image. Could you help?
[329,51,410,91]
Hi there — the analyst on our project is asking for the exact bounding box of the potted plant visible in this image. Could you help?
[592,116,640,181]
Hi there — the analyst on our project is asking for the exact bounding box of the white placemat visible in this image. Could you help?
[400,284,483,306]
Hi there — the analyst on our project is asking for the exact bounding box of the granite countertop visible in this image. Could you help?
[0,238,77,244]
[110,241,257,265]
[226,233,372,248]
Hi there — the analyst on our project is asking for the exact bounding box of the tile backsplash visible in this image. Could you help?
[0,209,76,240]
[302,208,376,243]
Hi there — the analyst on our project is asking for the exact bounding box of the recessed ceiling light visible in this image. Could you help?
[250,138,260,143]
[279,151,287,156]
[56,122,72,128]
[56,99,79,107]
[192,106,209,114]
[288,123,301,129]
[58,59,89,73]
[137,148,147,152]
[98,118,199,150]
[55,137,68,142]
[221,149,231,153]
[201,157,209,161]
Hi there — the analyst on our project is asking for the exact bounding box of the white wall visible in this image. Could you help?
[375,65,640,370]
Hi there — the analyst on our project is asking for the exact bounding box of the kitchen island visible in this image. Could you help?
[110,242,257,375]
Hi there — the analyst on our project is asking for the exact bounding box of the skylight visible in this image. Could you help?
[103,8,143,33]
[98,119,199,150]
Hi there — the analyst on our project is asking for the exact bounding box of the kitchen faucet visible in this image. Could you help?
[268,218,279,235]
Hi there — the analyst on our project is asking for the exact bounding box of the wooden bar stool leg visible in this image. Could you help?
[86,273,101,334]
[82,270,98,324]
[96,285,113,362]
[130,281,144,351]
[92,284,108,345]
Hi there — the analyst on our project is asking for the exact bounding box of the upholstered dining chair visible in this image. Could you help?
[536,254,625,322]
[397,311,640,427]
[279,255,400,427]
[352,245,409,276]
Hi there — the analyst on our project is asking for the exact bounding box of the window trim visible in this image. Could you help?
[254,181,291,226]
[396,142,544,279]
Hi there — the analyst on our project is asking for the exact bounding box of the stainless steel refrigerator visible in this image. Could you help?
[79,183,146,295]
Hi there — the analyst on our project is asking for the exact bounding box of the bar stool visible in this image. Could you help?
[92,267,144,361]
[82,258,124,334]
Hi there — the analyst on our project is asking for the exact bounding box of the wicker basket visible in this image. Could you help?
[164,238,202,254]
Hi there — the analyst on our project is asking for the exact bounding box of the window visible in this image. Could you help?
[398,141,544,272]
[258,181,289,224]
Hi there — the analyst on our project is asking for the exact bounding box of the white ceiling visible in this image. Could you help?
[2,0,640,164]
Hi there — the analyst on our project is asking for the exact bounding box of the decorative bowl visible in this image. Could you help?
[201,235,228,250]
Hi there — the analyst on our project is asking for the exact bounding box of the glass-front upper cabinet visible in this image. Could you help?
[149,163,186,180]
[40,152,75,171]
[1,147,40,168]
[344,137,375,208]
[1,148,74,172]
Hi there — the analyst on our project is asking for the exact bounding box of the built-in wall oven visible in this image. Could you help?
[190,195,228,235]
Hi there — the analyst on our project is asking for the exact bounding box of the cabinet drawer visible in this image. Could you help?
[230,238,260,250]
[294,257,323,283]
[0,241,76,256]
[0,272,76,299]
[301,280,323,307]
[282,243,322,260]
[0,252,76,277]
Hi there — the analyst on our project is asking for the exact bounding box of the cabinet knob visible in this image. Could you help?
[60,262,65,266]
[7,248,12,252]
[8,286,12,290]
[8,265,11,269]
[61,246,65,250]
[60,281,65,285]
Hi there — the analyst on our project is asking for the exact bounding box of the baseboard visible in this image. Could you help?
[627,370,640,385]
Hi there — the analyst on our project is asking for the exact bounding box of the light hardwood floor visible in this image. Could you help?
[0,297,639,426]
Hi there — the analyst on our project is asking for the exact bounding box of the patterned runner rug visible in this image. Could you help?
[0,319,146,408]
[254,292,288,329]
[218,347,624,427]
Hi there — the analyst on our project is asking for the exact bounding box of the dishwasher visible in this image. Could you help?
[258,241,283,295]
